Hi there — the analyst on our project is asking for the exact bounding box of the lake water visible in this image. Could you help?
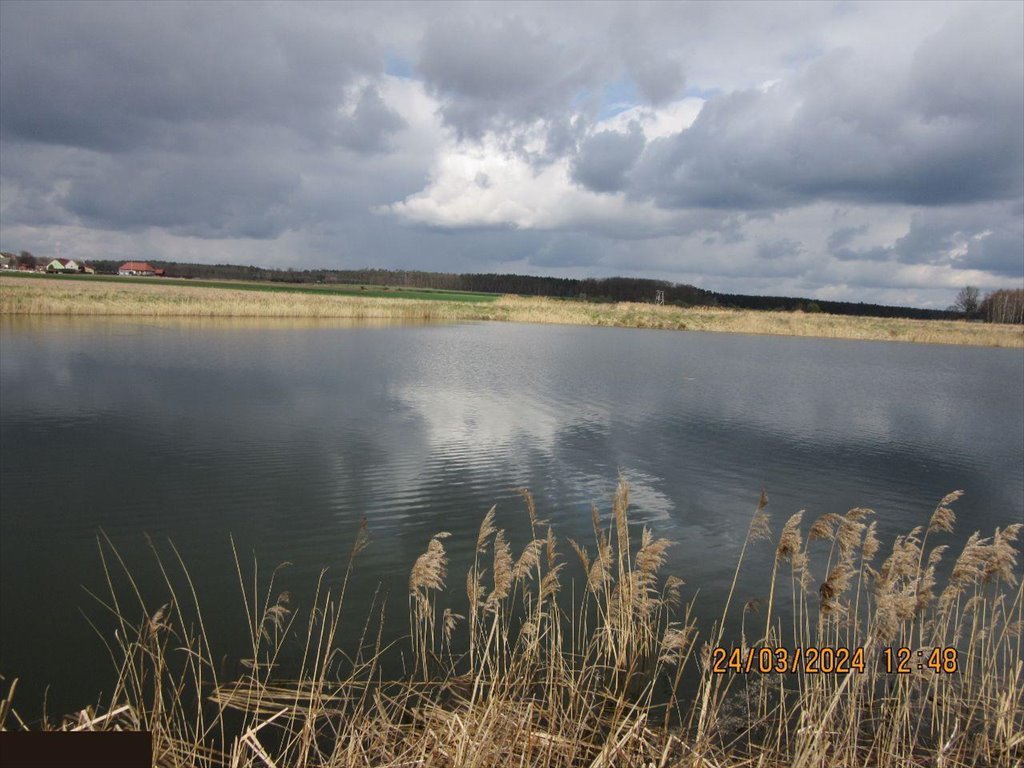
[2,316,1022,716]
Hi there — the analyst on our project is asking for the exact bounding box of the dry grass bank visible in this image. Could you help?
[0,275,502,322]
[3,274,1023,347]
[498,295,1024,348]
[2,481,1020,767]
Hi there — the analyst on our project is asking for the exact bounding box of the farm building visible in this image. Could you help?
[45,258,80,273]
[118,261,161,276]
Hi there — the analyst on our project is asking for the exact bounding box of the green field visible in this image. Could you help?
[1,270,501,303]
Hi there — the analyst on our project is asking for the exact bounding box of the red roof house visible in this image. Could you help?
[118,261,157,276]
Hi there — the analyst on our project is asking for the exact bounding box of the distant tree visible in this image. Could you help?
[805,302,822,313]
[980,288,1024,324]
[951,286,981,317]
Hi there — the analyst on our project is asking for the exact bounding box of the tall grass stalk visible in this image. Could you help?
[2,481,1021,767]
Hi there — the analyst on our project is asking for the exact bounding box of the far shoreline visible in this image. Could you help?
[2,273,1022,349]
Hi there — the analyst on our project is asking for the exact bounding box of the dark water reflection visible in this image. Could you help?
[2,316,1022,715]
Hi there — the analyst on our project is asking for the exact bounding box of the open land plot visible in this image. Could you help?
[0,273,505,322]
[0,271,500,303]
[2,273,1021,347]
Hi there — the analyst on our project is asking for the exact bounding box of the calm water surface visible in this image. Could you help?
[2,316,1022,714]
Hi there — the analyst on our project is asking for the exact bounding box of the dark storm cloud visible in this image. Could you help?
[962,218,1024,276]
[826,225,869,254]
[542,115,589,162]
[0,0,387,152]
[570,124,645,193]
[626,53,686,106]
[757,238,803,261]
[61,151,301,239]
[334,86,408,154]
[628,9,1023,211]
[413,6,686,158]
[831,203,1024,278]
[527,233,610,268]
[0,1,413,240]
[417,14,602,140]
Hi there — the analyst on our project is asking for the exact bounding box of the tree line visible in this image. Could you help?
[93,261,965,320]
[7,250,1022,323]
[950,285,1024,323]
[3,251,40,268]
[980,289,1024,324]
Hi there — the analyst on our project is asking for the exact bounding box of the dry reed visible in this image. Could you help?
[1,481,1021,768]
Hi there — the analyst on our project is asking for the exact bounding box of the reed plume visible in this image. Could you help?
[3,481,1019,768]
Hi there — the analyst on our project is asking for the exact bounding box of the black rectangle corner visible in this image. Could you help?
[0,731,152,768]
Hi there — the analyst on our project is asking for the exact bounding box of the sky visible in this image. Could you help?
[1,1,1022,307]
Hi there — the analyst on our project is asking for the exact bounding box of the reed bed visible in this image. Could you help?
[2,481,1020,767]
[0,276,501,322]
[496,295,1024,348]
[4,275,1022,347]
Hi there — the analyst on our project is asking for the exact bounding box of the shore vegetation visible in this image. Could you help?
[3,273,1022,347]
[1,481,1021,767]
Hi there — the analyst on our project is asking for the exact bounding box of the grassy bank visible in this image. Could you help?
[2,482,1020,767]
[3,273,1023,347]
[498,294,1024,347]
[0,271,501,303]
[0,273,504,322]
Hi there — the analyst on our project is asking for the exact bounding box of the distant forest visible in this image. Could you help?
[55,259,970,320]
[12,250,1020,321]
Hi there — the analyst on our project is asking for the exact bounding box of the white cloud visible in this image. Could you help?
[596,97,704,139]
[387,109,695,236]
